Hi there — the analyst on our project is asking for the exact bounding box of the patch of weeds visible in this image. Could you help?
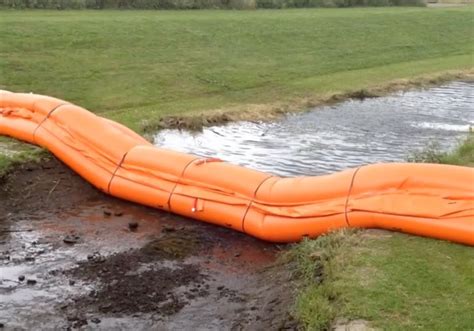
[0,144,47,178]
[408,132,474,166]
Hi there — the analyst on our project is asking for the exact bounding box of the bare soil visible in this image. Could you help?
[0,157,298,330]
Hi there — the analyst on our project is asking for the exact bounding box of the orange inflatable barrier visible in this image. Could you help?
[1,91,473,245]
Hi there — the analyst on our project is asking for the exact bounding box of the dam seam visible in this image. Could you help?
[166,158,200,211]
[344,166,363,227]
[241,175,275,234]
[32,102,68,144]
[107,150,131,194]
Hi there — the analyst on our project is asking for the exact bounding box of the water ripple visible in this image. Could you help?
[155,81,474,176]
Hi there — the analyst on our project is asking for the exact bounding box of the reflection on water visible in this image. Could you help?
[155,82,473,176]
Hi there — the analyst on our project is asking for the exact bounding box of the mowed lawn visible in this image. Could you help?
[1,7,473,132]
[291,230,474,330]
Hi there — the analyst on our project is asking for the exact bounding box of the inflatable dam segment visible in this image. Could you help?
[1,91,473,245]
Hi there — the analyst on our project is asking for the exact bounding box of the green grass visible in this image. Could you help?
[409,132,474,166]
[1,8,473,133]
[291,136,474,330]
[290,231,474,330]
[0,137,45,177]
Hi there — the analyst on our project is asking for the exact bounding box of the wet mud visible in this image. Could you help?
[0,158,297,330]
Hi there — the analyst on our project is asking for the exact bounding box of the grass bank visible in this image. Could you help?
[290,134,474,330]
[1,7,473,134]
[289,230,474,330]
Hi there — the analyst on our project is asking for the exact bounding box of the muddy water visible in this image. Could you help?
[1,82,472,331]
[155,81,473,176]
[0,202,283,330]
[0,159,287,330]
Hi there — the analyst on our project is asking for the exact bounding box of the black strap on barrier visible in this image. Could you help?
[107,150,131,194]
[166,157,200,211]
[241,175,275,234]
[32,102,69,144]
[344,166,363,227]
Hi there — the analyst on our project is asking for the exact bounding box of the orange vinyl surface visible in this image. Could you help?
[1,91,473,245]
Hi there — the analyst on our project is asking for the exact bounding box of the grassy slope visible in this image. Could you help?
[292,135,474,330]
[291,231,474,330]
[1,8,473,133]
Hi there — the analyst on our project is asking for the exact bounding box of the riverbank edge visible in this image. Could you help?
[142,68,474,135]
[1,68,472,176]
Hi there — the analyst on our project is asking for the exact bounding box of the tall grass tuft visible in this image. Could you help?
[408,132,474,166]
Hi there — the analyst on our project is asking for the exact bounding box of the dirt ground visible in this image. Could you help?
[0,157,298,330]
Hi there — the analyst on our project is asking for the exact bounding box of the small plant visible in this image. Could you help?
[407,141,448,163]
[408,133,474,166]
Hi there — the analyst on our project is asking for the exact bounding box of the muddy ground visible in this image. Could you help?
[0,157,298,330]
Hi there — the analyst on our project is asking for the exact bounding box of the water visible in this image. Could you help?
[155,82,473,176]
[0,193,280,329]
